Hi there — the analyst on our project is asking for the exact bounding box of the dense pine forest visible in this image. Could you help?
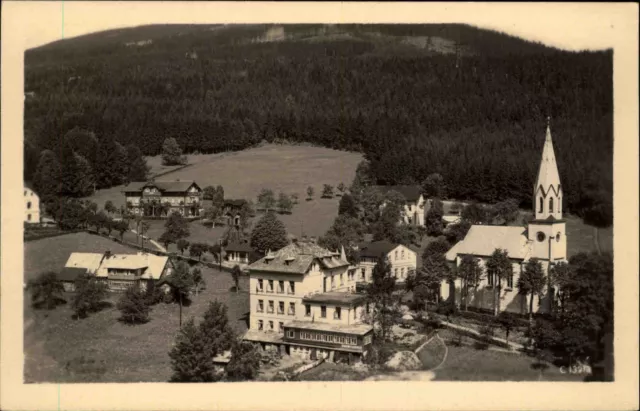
[24,24,613,226]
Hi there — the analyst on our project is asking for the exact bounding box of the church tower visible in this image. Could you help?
[528,118,567,268]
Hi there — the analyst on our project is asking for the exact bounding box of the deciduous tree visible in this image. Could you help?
[72,274,109,319]
[117,285,152,324]
[518,258,545,322]
[257,188,276,211]
[231,265,242,292]
[456,255,483,311]
[162,137,185,166]
[177,239,190,255]
[365,254,398,341]
[250,211,288,254]
[27,271,65,309]
[486,248,513,316]
[225,340,261,381]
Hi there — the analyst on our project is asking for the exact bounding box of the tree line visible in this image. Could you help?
[24,25,612,226]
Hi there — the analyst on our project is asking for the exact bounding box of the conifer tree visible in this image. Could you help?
[32,149,61,203]
[225,340,261,381]
[486,248,513,316]
[365,254,397,341]
[518,258,545,322]
[169,317,215,382]
[198,301,235,360]
[117,285,152,324]
[162,137,185,166]
[126,144,150,182]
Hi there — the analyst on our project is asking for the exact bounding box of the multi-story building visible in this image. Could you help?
[59,251,173,292]
[243,240,373,362]
[123,180,203,217]
[441,121,567,314]
[24,183,41,224]
[356,240,418,283]
[375,185,426,226]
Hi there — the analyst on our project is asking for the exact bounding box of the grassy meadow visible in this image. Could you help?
[24,261,250,383]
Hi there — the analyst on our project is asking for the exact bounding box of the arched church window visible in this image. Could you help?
[556,232,561,242]
[538,197,543,213]
[549,197,554,213]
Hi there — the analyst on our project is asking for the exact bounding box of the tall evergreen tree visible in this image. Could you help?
[486,248,513,316]
[126,144,149,182]
[117,285,152,324]
[95,134,126,188]
[162,137,185,166]
[518,258,545,322]
[365,254,397,341]
[169,317,216,382]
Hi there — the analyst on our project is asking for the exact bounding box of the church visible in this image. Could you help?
[441,120,567,314]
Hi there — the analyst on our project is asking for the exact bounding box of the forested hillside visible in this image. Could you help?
[24,24,613,226]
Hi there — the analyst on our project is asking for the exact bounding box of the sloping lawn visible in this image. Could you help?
[86,144,362,239]
[24,266,250,383]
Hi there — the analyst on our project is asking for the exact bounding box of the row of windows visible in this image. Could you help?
[538,196,562,214]
[256,279,295,294]
[257,300,296,315]
[257,319,284,332]
[487,272,514,289]
[298,331,358,346]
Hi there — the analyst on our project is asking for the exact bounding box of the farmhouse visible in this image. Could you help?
[441,122,567,314]
[61,251,174,292]
[123,180,203,217]
[375,185,426,226]
[24,183,41,224]
[356,240,417,283]
[243,239,373,361]
[222,199,248,227]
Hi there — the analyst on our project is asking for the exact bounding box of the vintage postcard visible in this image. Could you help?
[1,2,638,411]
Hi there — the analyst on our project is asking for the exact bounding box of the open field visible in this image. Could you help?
[24,266,250,383]
[87,144,363,240]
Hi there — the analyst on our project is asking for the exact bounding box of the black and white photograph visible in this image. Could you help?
[1,2,638,411]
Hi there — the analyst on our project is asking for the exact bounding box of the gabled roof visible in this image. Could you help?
[24,181,37,194]
[447,225,532,260]
[358,240,400,259]
[224,199,247,208]
[57,267,88,282]
[249,241,349,274]
[65,252,104,273]
[225,241,253,253]
[374,185,423,202]
[122,180,200,193]
[65,252,169,280]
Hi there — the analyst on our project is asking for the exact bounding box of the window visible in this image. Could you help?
[27,202,32,209]
[27,214,32,221]
[288,281,295,294]
[537,232,546,242]
[268,300,274,313]
[288,302,295,316]
[549,197,554,213]
[556,232,561,242]
[278,301,285,315]
[269,321,274,330]
[331,275,335,289]
[258,320,263,330]
[354,307,357,319]
[267,280,274,292]
[305,304,311,317]
[257,279,264,292]
[287,330,294,338]
[340,273,344,285]
[401,249,404,259]
[506,273,514,289]
[394,250,398,260]
[401,267,405,278]
[278,281,284,294]
[279,322,284,333]
[360,268,366,280]
[257,299,264,313]
[394,268,398,279]
[488,272,494,287]
[539,197,543,213]
[321,306,327,318]
[334,307,341,320]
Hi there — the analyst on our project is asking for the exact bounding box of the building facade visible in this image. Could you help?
[441,122,567,314]
[225,241,252,266]
[356,241,417,283]
[243,240,373,361]
[123,180,203,217]
[375,185,426,226]
[61,251,173,292]
[24,184,41,224]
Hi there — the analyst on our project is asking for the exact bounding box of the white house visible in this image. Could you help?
[375,185,426,226]
[123,180,203,217]
[356,240,417,283]
[441,121,567,314]
[243,239,373,362]
[24,183,41,224]
[60,251,173,292]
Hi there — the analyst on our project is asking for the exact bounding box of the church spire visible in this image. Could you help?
[534,118,562,220]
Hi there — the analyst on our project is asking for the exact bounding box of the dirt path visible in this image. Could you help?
[130,230,166,252]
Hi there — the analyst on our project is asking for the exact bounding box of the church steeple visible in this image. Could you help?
[534,118,562,220]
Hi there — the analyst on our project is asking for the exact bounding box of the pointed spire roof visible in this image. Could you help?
[535,118,561,196]
[340,245,347,261]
